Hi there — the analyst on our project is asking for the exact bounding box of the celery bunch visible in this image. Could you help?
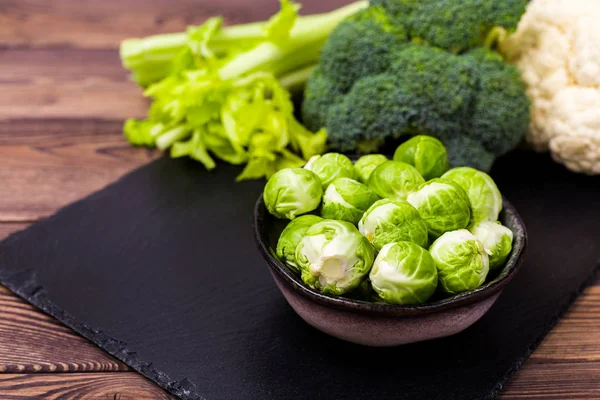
[120,0,367,180]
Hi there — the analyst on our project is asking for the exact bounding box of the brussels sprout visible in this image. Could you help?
[369,242,438,305]
[304,153,355,189]
[358,199,428,251]
[367,161,425,200]
[470,221,513,270]
[321,178,380,225]
[296,220,375,296]
[429,229,490,295]
[393,135,449,180]
[263,168,323,220]
[442,167,502,225]
[354,154,388,183]
[407,178,471,239]
[276,215,324,272]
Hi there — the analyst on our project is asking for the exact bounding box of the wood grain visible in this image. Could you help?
[0,373,173,399]
[501,361,600,399]
[0,49,146,120]
[0,0,598,398]
[0,0,353,49]
[529,283,600,363]
[0,119,159,221]
[0,223,29,240]
[0,286,128,373]
[0,360,598,400]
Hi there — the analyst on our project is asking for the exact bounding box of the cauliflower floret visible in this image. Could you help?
[548,88,600,174]
[502,0,600,174]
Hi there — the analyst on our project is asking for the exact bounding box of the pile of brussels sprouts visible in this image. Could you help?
[263,135,514,305]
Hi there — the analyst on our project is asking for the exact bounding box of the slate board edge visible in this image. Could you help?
[486,264,598,400]
[0,157,204,400]
[0,156,596,400]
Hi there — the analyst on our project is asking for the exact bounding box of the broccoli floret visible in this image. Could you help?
[407,0,491,54]
[302,66,346,132]
[378,0,528,53]
[439,133,496,173]
[389,45,475,117]
[319,7,406,92]
[303,0,530,172]
[325,75,423,151]
[325,45,475,152]
[465,48,530,156]
[369,0,420,20]
[481,0,528,31]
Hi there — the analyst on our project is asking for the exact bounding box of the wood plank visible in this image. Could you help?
[0,223,29,240]
[0,119,159,221]
[529,283,600,363]
[0,373,173,399]
[0,286,128,373]
[0,49,146,120]
[0,360,598,400]
[0,0,354,49]
[500,361,600,399]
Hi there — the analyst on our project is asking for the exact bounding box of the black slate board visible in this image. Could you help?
[0,150,597,400]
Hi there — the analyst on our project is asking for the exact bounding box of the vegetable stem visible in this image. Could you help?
[155,125,192,150]
[218,1,368,80]
[120,1,367,86]
[279,64,317,92]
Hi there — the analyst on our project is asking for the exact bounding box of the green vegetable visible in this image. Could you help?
[470,221,513,270]
[321,178,379,224]
[120,0,368,180]
[296,219,375,295]
[263,168,323,219]
[369,242,438,305]
[393,135,449,180]
[302,0,530,172]
[367,161,425,200]
[442,167,503,225]
[429,229,490,294]
[407,178,471,239]
[358,198,428,251]
[354,154,388,183]
[304,153,356,189]
[277,215,323,272]
[120,1,368,87]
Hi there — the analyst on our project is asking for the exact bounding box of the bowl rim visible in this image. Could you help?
[253,195,527,317]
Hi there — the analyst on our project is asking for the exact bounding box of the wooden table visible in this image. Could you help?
[0,0,598,398]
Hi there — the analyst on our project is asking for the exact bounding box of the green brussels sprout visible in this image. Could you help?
[369,241,438,305]
[354,154,388,183]
[263,168,323,220]
[429,229,490,295]
[470,221,513,270]
[276,215,324,272]
[407,178,471,239]
[442,167,502,225]
[393,135,449,180]
[367,161,425,200]
[296,219,375,296]
[358,199,428,251]
[304,153,355,189]
[321,178,380,225]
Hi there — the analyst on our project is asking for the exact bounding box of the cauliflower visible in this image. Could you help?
[501,0,600,174]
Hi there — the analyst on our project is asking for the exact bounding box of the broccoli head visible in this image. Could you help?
[318,6,406,92]
[303,0,530,172]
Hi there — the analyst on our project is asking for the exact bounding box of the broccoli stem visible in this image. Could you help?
[120,1,367,86]
[483,26,508,50]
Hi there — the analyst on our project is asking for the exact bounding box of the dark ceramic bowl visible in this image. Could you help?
[253,196,527,347]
